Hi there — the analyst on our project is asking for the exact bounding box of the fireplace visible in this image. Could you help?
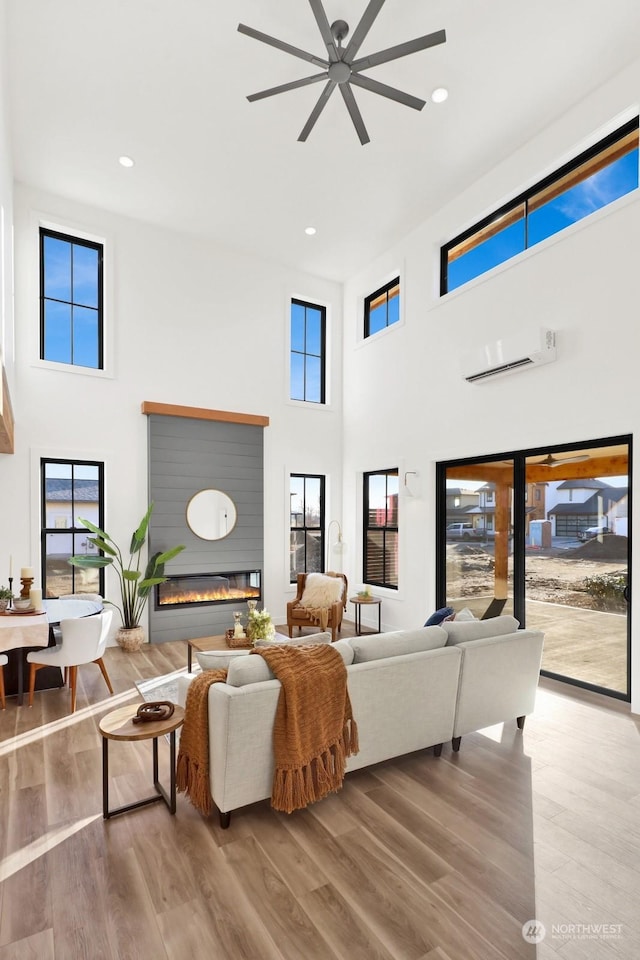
[156,570,261,609]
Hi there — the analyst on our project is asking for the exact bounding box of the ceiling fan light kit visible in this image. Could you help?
[238,0,446,144]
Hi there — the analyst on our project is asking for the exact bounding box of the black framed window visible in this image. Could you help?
[40,228,104,368]
[363,468,399,589]
[290,474,325,582]
[441,117,639,294]
[364,277,400,338]
[290,298,326,403]
[41,458,105,598]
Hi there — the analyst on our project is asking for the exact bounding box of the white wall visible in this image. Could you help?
[0,184,343,633]
[343,59,640,710]
[0,0,14,381]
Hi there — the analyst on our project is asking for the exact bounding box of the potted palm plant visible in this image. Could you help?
[69,502,185,651]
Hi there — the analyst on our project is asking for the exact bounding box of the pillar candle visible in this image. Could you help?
[30,587,43,611]
[21,566,34,579]
[9,555,12,576]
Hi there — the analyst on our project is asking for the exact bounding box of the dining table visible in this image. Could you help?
[0,597,103,705]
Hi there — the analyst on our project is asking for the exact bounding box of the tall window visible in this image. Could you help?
[41,459,105,598]
[40,228,104,368]
[364,469,399,589]
[290,298,326,403]
[290,474,325,582]
[441,117,639,294]
[364,277,400,338]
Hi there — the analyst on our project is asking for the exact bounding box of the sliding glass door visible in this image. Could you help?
[437,437,631,700]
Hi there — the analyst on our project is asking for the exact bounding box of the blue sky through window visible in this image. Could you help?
[41,231,101,368]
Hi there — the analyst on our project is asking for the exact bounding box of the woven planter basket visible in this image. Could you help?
[116,625,146,652]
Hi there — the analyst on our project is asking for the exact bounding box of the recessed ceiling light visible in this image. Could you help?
[304,226,317,236]
[118,155,135,168]
[431,87,448,103]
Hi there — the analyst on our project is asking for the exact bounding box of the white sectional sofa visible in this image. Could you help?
[177,615,543,827]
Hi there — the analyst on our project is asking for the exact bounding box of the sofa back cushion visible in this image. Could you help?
[226,636,352,687]
[349,626,447,663]
[442,615,520,645]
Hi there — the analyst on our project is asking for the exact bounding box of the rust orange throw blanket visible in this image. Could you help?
[253,643,359,814]
[176,668,227,816]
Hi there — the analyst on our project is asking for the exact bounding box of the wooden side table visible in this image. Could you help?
[99,703,185,819]
[349,596,382,635]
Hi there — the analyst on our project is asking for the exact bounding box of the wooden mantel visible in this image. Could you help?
[0,367,15,454]
[141,401,269,427]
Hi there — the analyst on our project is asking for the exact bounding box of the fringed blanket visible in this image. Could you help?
[176,668,227,816]
[253,643,359,814]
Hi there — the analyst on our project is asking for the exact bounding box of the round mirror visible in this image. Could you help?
[186,489,237,541]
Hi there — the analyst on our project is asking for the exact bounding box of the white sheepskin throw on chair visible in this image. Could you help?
[300,573,344,609]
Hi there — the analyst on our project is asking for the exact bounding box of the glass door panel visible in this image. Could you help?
[524,442,630,696]
[443,459,514,619]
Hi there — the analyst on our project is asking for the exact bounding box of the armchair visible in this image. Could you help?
[287,572,348,642]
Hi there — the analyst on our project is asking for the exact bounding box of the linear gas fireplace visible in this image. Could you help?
[156,570,261,609]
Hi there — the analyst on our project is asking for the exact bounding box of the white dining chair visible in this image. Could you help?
[0,653,7,709]
[27,609,114,713]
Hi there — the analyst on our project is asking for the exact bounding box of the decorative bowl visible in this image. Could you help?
[13,598,34,612]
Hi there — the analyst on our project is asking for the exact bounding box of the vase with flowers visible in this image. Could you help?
[247,607,275,644]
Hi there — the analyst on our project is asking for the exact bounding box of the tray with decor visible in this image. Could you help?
[0,607,43,616]
[225,629,253,649]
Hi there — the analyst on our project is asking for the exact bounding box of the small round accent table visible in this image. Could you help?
[349,596,382,636]
[99,702,185,819]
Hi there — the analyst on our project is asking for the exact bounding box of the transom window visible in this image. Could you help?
[40,227,103,368]
[41,459,105,598]
[290,298,326,403]
[364,277,400,338]
[441,117,639,294]
[363,468,399,589]
[290,474,325,582]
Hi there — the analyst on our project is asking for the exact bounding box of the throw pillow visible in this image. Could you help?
[299,573,344,608]
[424,606,454,626]
[454,607,477,621]
[195,648,251,671]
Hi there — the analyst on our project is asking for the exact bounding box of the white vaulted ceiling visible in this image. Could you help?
[5,0,640,281]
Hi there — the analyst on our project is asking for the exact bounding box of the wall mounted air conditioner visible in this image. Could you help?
[461,328,557,383]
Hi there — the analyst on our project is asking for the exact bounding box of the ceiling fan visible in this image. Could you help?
[534,453,591,468]
[238,0,446,144]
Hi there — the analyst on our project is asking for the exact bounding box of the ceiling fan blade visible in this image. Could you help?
[339,83,370,145]
[298,80,337,141]
[349,73,425,110]
[343,0,386,62]
[247,72,328,102]
[238,23,329,70]
[351,28,446,72]
[549,454,591,467]
[308,0,339,62]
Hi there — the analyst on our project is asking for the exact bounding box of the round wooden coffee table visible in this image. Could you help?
[99,702,185,819]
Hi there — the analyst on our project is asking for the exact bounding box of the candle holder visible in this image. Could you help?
[20,577,34,600]
[7,576,13,610]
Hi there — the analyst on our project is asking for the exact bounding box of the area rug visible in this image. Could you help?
[135,666,196,706]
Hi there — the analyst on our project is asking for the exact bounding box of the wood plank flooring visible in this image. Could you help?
[1,632,640,959]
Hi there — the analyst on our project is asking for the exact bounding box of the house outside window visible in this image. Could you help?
[363,468,399,589]
[41,459,105,598]
[290,298,326,403]
[40,228,104,368]
[364,277,400,338]
[290,474,325,582]
[441,117,639,294]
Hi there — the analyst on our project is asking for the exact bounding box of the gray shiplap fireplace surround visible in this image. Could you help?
[143,403,268,644]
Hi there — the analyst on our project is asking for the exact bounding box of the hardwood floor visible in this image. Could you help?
[1,633,640,959]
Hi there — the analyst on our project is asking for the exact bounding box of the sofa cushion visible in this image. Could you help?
[253,631,331,648]
[300,573,344,608]
[349,626,447,663]
[195,648,251,671]
[442,615,520,645]
[226,637,352,687]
